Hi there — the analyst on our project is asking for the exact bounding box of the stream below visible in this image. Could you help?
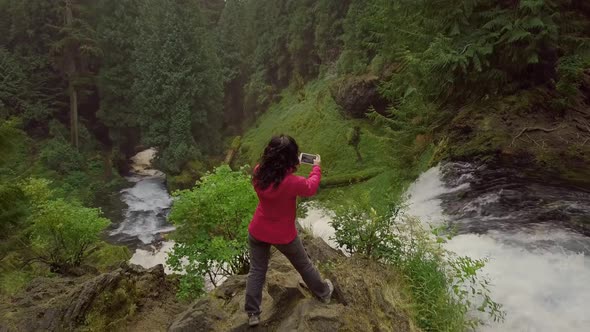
[105,149,176,272]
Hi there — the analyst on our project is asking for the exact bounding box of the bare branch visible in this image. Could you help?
[511,125,562,147]
[525,133,542,148]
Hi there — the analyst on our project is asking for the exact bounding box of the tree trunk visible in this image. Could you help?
[65,0,79,149]
[224,136,241,165]
[69,82,79,148]
[103,148,113,180]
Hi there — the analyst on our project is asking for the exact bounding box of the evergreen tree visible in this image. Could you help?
[49,0,101,149]
[132,0,223,173]
[217,0,250,130]
[0,0,64,126]
[96,0,140,149]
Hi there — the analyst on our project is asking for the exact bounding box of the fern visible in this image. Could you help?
[554,53,590,109]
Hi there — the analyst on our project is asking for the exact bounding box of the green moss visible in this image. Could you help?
[443,112,510,161]
[83,279,137,331]
[168,159,208,191]
[0,250,53,298]
[86,243,132,272]
[0,270,30,297]
[320,167,385,188]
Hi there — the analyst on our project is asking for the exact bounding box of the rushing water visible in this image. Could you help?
[107,149,175,268]
[405,163,590,331]
[302,162,590,331]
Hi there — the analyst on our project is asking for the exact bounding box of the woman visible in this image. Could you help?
[245,135,333,327]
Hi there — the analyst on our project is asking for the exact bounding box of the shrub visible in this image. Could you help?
[167,165,257,299]
[40,137,85,174]
[23,178,111,273]
[331,202,402,260]
[0,184,28,237]
[20,178,53,207]
[330,203,505,331]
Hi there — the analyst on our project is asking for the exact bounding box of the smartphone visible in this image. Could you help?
[299,153,317,165]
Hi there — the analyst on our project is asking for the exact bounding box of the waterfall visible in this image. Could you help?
[406,163,590,331]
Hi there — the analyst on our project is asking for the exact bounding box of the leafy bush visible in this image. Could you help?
[330,203,505,331]
[40,137,85,174]
[554,54,590,110]
[28,199,110,273]
[20,178,53,207]
[167,165,257,299]
[22,178,110,273]
[0,184,28,237]
[331,202,402,260]
[0,119,20,162]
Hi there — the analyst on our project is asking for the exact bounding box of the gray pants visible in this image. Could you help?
[245,233,330,316]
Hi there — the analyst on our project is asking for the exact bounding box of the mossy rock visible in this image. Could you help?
[169,236,417,332]
[330,75,389,118]
[168,159,208,191]
[0,264,182,332]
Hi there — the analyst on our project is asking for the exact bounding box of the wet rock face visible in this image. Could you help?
[438,162,590,237]
[330,75,389,118]
[169,236,415,332]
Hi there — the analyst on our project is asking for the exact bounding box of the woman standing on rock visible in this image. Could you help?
[245,135,333,327]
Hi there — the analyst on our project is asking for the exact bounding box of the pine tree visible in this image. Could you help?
[132,0,223,173]
[96,0,139,147]
[49,0,101,149]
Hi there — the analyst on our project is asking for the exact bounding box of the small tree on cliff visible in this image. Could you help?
[167,165,257,299]
[22,178,110,273]
[347,126,362,162]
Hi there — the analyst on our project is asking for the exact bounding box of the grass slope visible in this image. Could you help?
[237,79,429,211]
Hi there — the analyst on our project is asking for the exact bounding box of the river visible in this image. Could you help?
[106,148,176,272]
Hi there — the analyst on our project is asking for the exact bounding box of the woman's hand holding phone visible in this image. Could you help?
[313,154,321,166]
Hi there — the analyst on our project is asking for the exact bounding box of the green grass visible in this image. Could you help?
[238,78,436,211]
[238,79,418,210]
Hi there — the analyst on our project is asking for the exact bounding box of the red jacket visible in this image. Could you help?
[248,165,321,244]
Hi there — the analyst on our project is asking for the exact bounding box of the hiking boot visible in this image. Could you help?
[248,314,260,327]
[321,279,334,304]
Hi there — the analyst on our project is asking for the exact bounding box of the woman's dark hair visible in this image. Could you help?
[253,135,300,190]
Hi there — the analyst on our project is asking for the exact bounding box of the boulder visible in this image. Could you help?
[169,236,416,332]
[330,75,389,118]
